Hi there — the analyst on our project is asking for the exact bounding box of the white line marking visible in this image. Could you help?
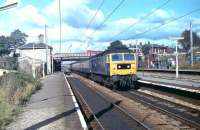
[138,80,200,94]
[63,73,88,130]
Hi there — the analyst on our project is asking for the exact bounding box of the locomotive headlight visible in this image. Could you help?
[118,65,121,69]
[127,65,130,68]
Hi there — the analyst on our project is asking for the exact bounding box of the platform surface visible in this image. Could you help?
[138,72,200,91]
[7,73,83,130]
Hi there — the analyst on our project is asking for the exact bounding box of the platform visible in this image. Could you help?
[7,73,86,130]
[137,72,200,94]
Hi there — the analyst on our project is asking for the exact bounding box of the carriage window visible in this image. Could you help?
[124,54,135,61]
[112,54,123,61]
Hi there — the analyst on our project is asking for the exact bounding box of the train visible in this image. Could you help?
[70,40,138,90]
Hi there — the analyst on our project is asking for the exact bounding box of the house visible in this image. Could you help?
[18,42,53,75]
[129,44,144,68]
[144,44,175,69]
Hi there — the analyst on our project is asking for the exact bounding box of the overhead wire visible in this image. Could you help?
[131,8,200,39]
[85,0,105,36]
[89,0,126,37]
[111,0,172,39]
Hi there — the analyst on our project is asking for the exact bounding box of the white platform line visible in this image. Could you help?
[138,80,200,94]
[64,73,87,130]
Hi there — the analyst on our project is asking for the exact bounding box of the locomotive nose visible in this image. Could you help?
[117,64,131,69]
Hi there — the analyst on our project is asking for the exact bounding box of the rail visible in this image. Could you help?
[66,76,104,130]
[120,91,200,129]
[67,75,150,130]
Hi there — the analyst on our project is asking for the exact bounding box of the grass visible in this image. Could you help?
[0,72,41,130]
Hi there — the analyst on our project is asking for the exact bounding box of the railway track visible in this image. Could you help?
[67,73,200,129]
[66,75,150,130]
[67,76,104,130]
[119,90,200,129]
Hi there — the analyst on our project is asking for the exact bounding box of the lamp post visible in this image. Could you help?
[135,40,138,68]
[0,2,18,11]
[169,37,184,78]
[45,25,49,75]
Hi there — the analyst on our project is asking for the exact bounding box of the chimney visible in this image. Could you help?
[38,34,44,43]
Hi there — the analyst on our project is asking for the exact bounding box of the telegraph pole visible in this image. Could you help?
[59,0,62,53]
[33,43,36,78]
[190,20,194,66]
[45,25,48,75]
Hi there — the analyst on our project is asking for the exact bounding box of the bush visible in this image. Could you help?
[0,72,41,129]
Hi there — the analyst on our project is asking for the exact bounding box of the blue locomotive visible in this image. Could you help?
[71,40,138,90]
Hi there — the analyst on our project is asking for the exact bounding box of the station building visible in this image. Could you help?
[18,34,53,77]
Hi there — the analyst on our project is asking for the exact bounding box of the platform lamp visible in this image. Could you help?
[168,37,184,78]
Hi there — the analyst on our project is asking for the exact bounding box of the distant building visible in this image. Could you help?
[194,47,200,64]
[86,50,102,56]
[128,44,144,68]
[18,43,53,75]
[144,44,175,69]
[149,44,174,54]
[129,45,144,56]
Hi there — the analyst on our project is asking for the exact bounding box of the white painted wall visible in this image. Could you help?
[19,49,52,74]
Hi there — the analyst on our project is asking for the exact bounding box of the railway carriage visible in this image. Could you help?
[71,40,138,90]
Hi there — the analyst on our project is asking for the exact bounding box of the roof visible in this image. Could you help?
[19,43,53,50]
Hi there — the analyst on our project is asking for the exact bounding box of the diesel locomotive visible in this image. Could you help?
[71,40,138,90]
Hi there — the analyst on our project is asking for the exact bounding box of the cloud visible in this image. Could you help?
[146,9,173,24]
[15,5,47,26]
[63,6,104,29]
[96,9,192,42]
[5,0,21,5]
[91,10,173,42]
[0,3,47,32]
[50,40,107,53]
[113,18,139,29]
[44,0,104,29]
[1,0,200,54]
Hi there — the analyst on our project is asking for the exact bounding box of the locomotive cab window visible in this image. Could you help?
[112,54,123,61]
[124,53,135,61]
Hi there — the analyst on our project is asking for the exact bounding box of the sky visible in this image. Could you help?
[0,0,200,53]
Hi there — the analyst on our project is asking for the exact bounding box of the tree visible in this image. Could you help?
[107,40,128,50]
[0,36,11,56]
[178,30,200,52]
[0,29,28,56]
[141,42,151,56]
[10,29,28,48]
